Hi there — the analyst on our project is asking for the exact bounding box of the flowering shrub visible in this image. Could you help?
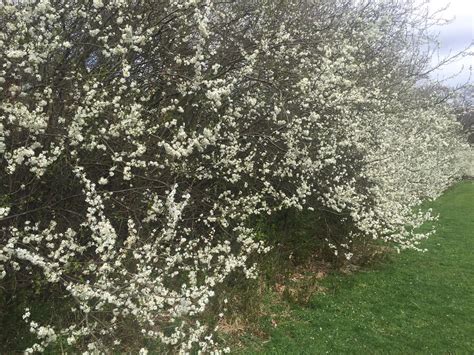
[0,0,470,352]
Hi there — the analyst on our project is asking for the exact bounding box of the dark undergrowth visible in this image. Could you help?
[2,182,472,353]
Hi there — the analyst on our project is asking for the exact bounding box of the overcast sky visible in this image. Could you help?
[425,0,474,86]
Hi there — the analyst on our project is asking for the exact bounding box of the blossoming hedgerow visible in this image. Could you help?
[0,0,470,352]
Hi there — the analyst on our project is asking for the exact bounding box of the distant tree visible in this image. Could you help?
[455,85,474,143]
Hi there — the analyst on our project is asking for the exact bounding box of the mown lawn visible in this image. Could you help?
[243,181,474,354]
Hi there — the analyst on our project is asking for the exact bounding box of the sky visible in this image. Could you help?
[425,0,474,86]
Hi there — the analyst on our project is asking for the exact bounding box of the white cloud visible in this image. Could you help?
[423,0,474,85]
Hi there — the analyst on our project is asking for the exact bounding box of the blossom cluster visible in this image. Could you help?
[0,0,470,352]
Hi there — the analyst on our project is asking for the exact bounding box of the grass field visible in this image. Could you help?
[242,181,474,354]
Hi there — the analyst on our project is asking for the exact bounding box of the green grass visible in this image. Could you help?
[242,181,474,354]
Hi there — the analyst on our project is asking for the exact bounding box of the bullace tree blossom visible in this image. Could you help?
[0,0,470,352]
